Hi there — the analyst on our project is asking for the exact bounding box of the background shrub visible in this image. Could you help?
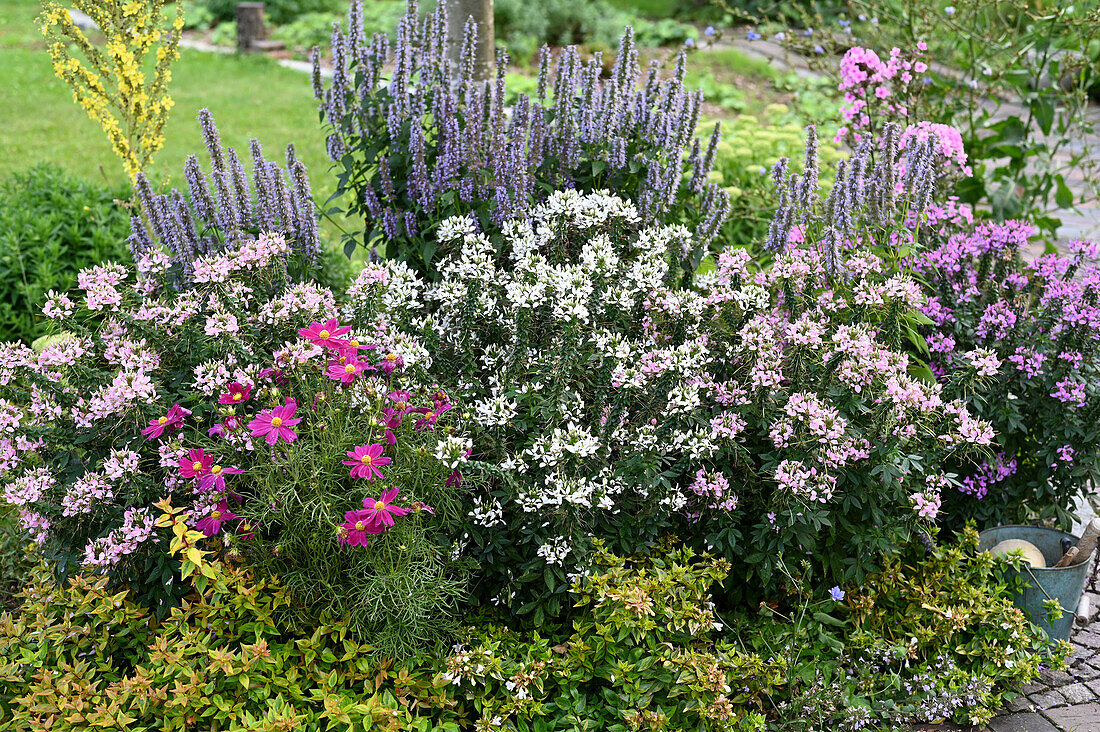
[0,165,130,343]
[201,0,344,26]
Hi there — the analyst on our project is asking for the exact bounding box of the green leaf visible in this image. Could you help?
[1054,174,1074,209]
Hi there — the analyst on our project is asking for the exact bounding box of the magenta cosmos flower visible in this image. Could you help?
[377,352,404,376]
[360,487,410,530]
[412,402,452,432]
[198,463,244,492]
[326,358,371,385]
[178,448,212,479]
[218,381,252,405]
[336,339,376,360]
[339,508,383,547]
[196,499,240,537]
[248,398,301,444]
[298,318,352,349]
[343,443,391,480]
[141,403,191,440]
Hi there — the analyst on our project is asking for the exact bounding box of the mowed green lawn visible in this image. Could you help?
[0,0,332,194]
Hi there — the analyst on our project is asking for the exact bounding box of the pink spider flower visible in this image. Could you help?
[343,443,391,481]
[218,382,252,405]
[198,463,244,492]
[248,398,301,445]
[360,486,410,530]
[412,402,452,431]
[326,358,372,385]
[178,449,212,479]
[196,499,240,537]
[298,319,353,349]
[141,403,191,440]
[339,508,382,547]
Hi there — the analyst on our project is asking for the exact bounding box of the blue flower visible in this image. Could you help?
[684,37,694,47]
[814,45,824,54]
[945,5,956,15]
[803,28,814,36]
[829,586,845,602]
[838,19,850,27]
[747,30,761,41]
[704,26,715,36]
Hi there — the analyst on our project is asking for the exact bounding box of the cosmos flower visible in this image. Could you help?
[248,398,301,444]
[178,449,212,479]
[338,509,382,547]
[198,463,244,492]
[218,381,252,405]
[326,358,371,385]
[141,403,191,440]
[343,443,391,481]
[196,500,240,537]
[359,486,410,530]
[298,319,352,349]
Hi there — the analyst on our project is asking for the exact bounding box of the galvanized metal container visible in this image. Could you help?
[978,525,1094,641]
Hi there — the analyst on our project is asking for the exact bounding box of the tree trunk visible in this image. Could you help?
[446,0,495,82]
[236,2,265,53]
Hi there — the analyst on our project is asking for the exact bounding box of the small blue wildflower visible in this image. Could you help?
[838,19,850,27]
[774,31,785,41]
[684,37,694,47]
[747,30,761,41]
[830,586,845,602]
[704,26,715,36]
[858,13,867,21]
[803,28,813,36]
[814,45,824,54]
[945,5,956,15]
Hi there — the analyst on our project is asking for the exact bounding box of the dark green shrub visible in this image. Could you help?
[0,165,130,343]
[0,508,31,609]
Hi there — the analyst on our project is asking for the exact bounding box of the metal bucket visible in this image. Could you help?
[978,525,1094,641]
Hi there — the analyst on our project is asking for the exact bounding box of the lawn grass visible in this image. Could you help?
[0,0,332,196]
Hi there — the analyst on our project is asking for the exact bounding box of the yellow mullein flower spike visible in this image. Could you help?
[37,0,183,181]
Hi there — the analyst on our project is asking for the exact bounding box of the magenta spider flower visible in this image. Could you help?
[360,486,410,530]
[198,463,244,492]
[248,398,301,445]
[343,443,391,480]
[178,449,212,479]
[141,403,191,440]
[196,499,240,537]
[218,381,252,405]
[412,402,452,432]
[326,358,371,385]
[298,318,353,349]
[378,352,404,376]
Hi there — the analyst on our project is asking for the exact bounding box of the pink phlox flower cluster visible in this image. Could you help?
[975,301,1017,341]
[918,198,974,228]
[1068,239,1100,261]
[688,469,738,513]
[102,449,140,479]
[960,452,1016,498]
[3,467,54,506]
[774,459,836,503]
[77,262,128,311]
[61,472,113,517]
[1051,379,1087,408]
[835,45,927,143]
[82,507,156,568]
[1007,348,1045,379]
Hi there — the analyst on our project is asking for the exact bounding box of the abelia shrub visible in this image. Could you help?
[344,188,995,619]
[914,222,1100,528]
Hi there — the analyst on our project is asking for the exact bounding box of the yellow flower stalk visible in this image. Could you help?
[38,0,183,181]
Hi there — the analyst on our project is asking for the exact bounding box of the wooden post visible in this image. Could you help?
[446,0,495,82]
[236,2,265,54]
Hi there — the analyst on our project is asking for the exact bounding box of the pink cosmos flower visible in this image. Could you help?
[412,402,452,431]
[198,463,244,492]
[326,358,371,385]
[335,339,376,360]
[360,486,410,530]
[196,499,240,537]
[343,443,391,480]
[248,398,301,445]
[218,382,252,405]
[178,449,212,479]
[339,508,382,547]
[387,390,413,413]
[298,319,352,349]
[377,352,404,376]
[409,501,435,516]
[141,403,191,440]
